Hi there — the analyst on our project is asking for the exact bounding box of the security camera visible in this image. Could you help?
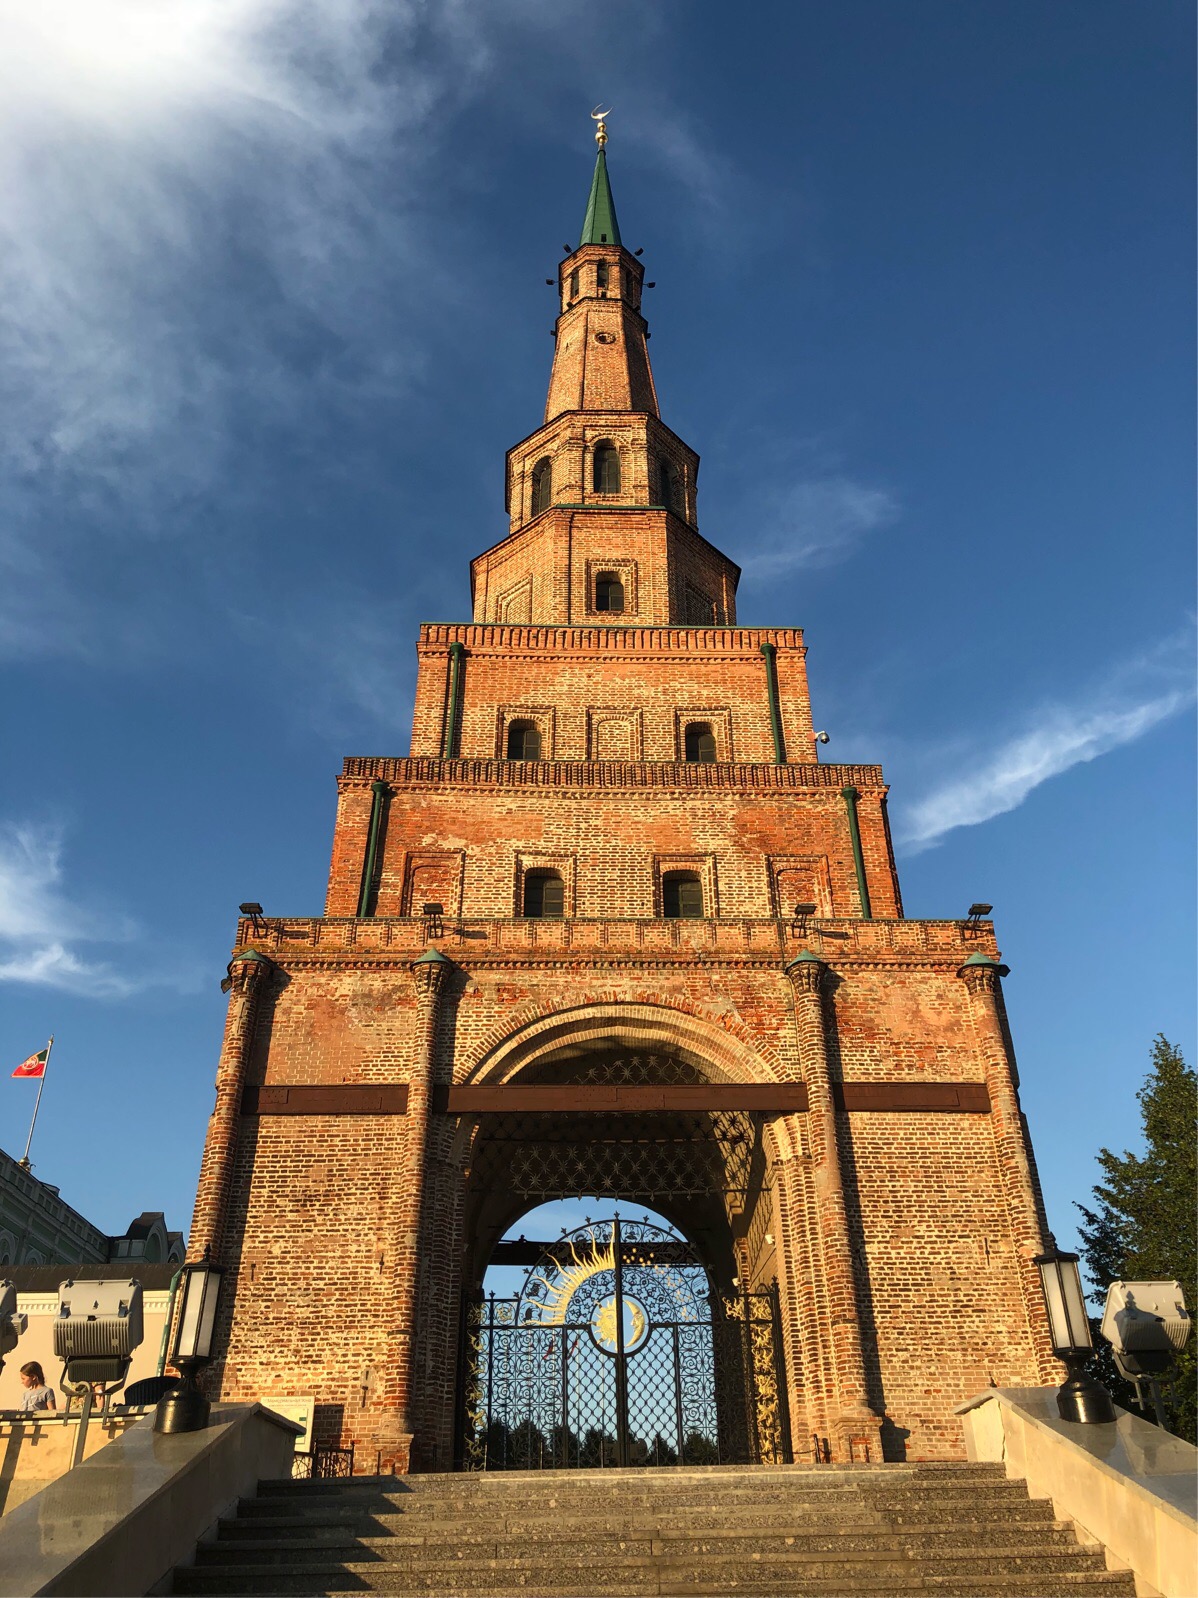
[813,731,830,745]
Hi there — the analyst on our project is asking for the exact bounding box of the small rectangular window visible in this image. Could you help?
[662,871,704,919]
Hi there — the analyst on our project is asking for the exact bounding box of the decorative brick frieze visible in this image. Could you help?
[340,756,881,788]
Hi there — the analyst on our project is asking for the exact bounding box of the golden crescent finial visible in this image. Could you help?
[591,105,612,148]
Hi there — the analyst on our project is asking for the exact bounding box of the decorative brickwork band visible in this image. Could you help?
[356,779,390,917]
[840,786,873,920]
[759,641,786,764]
[189,950,274,1263]
[784,952,883,1458]
[441,643,465,758]
[390,947,453,1469]
[957,954,1057,1380]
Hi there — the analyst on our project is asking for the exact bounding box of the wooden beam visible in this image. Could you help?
[436,1084,810,1114]
[241,1084,409,1116]
[833,1082,990,1113]
[238,1080,990,1117]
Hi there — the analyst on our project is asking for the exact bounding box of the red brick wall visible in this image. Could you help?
[408,625,809,760]
[191,209,1057,1477]
[197,912,1055,1470]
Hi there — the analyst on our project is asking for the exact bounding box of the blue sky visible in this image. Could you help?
[1,1,1192,1287]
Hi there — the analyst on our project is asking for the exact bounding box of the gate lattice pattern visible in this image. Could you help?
[458,1219,790,1470]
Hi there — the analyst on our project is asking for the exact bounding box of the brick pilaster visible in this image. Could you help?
[388,948,452,1471]
[958,955,1057,1381]
[785,953,884,1459]
[189,950,272,1262]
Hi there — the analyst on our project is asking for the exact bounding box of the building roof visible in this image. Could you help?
[6,1262,181,1292]
[579,148,622,247]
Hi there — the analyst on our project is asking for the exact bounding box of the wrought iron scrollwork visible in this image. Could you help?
[459,1219,790,1470]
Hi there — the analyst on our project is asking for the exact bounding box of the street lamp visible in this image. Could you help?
[1034,1241,1116,1423]
[154,1252,225,1434]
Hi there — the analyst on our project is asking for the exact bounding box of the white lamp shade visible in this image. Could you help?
[1036,1252,1093,1354]
[173,1262,224,1363]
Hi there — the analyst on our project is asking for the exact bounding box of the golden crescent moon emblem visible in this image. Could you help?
[591,105,613,121]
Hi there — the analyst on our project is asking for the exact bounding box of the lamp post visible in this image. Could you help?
[154,1252,225,1434]
[1034,1241,1116,1424]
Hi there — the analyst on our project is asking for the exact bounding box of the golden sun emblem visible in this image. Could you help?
[526,1231,616,1325]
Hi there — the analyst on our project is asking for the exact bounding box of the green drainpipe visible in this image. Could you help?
[356,779,390,918]
[155,1266,183,1377]
[443,642,465,758]
[841,786,873,919]
[759,642,786,764]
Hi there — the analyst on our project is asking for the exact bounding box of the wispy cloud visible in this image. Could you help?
[0,823,140,997]
[739,474,899,578]
[896,630,1195,852]
[0,0,556,661]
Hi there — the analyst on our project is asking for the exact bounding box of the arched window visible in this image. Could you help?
[596,260,609,292]
[655,457,675,510]
[569,268,579,300]
[662,871,704,919]
[592,441,621,494]
[531,457,552,516]
[684,722,717,762]
[523,870,564,919]
[595,571,624,613]
[506,720,541,761]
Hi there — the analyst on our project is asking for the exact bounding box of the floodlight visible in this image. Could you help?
[55,1279,143,1394]
[1101,1279,1191,1388]
[0,1281,27,1371]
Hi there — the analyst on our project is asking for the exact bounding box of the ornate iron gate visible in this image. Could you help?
[457,1219,791,1469]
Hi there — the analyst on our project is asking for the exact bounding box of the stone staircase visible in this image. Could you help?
[173,1462,1137,1597]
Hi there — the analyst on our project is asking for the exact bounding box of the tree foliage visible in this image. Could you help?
[1076,1035,1196,1439]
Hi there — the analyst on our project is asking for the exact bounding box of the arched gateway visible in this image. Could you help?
[454,1004,795,1471]
[189,129,1057,1477]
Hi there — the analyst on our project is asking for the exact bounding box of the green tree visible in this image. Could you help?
[1076,1036,1196,1439]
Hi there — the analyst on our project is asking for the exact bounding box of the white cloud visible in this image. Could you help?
[0,1,467,484]
[0,0,562,661]
[896,633,1195,852]
[0,822,138,997]
[740,475,899,578]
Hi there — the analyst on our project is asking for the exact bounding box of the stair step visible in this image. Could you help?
[214,1517,1075,1550]
[203,1521,1087,1562]
[173,1461,1135,1597]
[174,1561,1136,1597]
[254,1462,1007,1496]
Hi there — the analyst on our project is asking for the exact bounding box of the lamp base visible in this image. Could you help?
[154,1373,210,1434]
[1056,1354,1117,1424]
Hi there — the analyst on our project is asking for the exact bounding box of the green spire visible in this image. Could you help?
[579,148,622,247]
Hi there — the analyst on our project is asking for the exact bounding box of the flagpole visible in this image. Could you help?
[20,1036,53,1168]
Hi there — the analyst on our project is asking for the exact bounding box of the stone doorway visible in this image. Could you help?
[452,1050,791,1470]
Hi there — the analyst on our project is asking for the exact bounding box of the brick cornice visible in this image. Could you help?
[340,756,883,792]
[236,914,997,969]
[418,622,804,654]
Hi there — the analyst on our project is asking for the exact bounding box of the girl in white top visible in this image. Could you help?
[19,1361,55,1412]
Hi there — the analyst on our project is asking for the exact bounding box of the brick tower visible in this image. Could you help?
[190,124,1058,1473]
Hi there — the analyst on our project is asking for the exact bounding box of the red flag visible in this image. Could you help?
[12,1048,48,1079]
